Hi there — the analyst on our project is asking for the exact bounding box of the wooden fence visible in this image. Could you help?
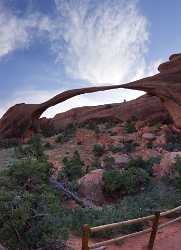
[82,205,181,250]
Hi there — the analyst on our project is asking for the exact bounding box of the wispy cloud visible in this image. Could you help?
[0,0,162,119]
[0,3,51,58]
[50,0,149,84]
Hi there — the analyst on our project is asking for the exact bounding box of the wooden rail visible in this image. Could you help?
[82,205,181,250]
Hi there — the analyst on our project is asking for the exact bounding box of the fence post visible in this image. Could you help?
[147,211,160,250]
[82,224,90,250]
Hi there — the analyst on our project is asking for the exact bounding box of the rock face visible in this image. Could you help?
[52,95,168,132]
[0,85,127,140]
[155,152,181,177]
[121,53,181,129]
[1,53,181,140]
[78,169,105,205]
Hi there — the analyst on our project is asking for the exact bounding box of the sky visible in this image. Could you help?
[0,0,181,118]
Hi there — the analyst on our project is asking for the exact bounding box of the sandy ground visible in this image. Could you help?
[67,221,181,250]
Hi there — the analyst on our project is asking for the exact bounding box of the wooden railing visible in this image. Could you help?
[82,205,181,250]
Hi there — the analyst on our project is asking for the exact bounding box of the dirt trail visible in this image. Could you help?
[67,222,181,250]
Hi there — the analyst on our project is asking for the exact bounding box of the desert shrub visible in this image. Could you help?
[127,157,157,176]
[43,142,53,149]
[59,151,84,181]
[108,131,117,136]
[124,121,136,133]
[121,141,138,153]
[105,120,119,129]
[15,135,46,161]
[110,141,138,154]
[103,167,150,195]
[175,156,181,175]
[146,142,153,149]
[127,156,161,176]
[103,170,122,194]
[56,124,77,143]
[89,159,102,171]
[103,156,115,169]
[79,122,100,134]
[0,159,69,250]
[120,168,150,194]
[6,160,52,192]
[168,156,181,189]
[69,179,181,238]
[69,205,144,238]
[93,144,105,157]
[55,134,65,143]
[164,132,181,151]
[41,122,56,138]
[0,138,19,149]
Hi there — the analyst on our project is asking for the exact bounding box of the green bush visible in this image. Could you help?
[55,134,65,143]
[0,159,69,250]
[127,156,161,176]
[164,132,181,151]
[56,124,77,143]
[103,167,150,195]
[120,167,150,194]
[103,156,115,169]
[15,135,46,161]
[175,156,181,175]
[93,144,105,157]
[103,170,122,194]
[110,141,137,154]
[124,121,136,133]
[89,159,102,171]
[59,151,84,181]
[40,122,56,138]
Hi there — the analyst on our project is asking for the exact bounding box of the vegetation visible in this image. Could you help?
[0,159,69,250]
[40,122,56,138]
[59,151,84,181]
[103,156,115,170]
[110,141,138,153]
[124,121,136,133]
[69,179,181,238]
[103,167,150,195]
[93,144,105,157]
[56,124,77,143]
[127,156,161,176]
[0,138,19,149]
[164,132,181,151]
[15,135,46,161]
[89,158,102,171]
[79,122,100,134]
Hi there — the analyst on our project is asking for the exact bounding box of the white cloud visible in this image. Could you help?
[0,4,51,58]
[50,0,149,84]
[0,0,162,120]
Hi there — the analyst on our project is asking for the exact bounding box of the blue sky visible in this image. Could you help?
[0,0,181,118]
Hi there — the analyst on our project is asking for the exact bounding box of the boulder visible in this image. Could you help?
[113,154,130,166]
[154,152,181,176]
[142,133,156,141]
[154,134,167,146]
[78,169,105,205]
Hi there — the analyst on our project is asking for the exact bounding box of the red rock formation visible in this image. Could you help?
[121,53,181,128]
[0,53,181,140]
[0,85,126,140]
[52,95,168,132]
